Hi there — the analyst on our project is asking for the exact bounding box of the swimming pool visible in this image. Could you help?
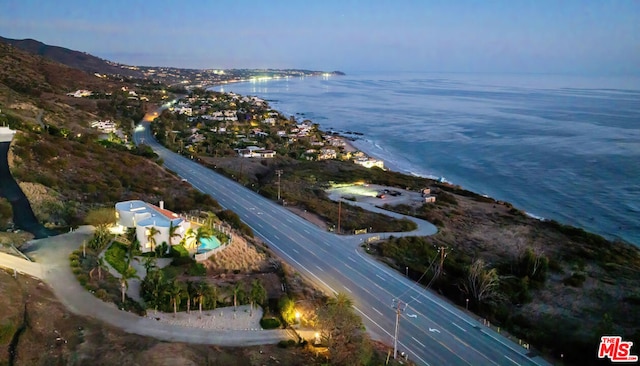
[197,236,221,254]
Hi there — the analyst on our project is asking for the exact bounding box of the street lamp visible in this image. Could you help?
[466,298,469,310]
[295,311,301,324]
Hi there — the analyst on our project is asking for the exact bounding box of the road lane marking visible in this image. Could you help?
[371,307,383,316]
[315,265,324,272]
[292,248,299,254]
[343,286,352,293]
[257,223,264,229]
[411,336,426,348]
[410,295,422,304]
[348,256,356,263]
[274,235,280,240]
[504,356,521,365]
[451,322,466,332]
[375,274,386,282]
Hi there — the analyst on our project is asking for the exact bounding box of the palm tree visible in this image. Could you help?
[186,280,195,314]
[184,228,196,249]
[204,211,218,230]
[143,256,157,274]
[328,292,353,309]
[194,281,210,315]
[95,256,108,281]
[119,263,138,305]
[185,226,213,250]
[146,226,160,254]
[166,280,184,316]
[249,279,267,317]
[231,282,244,312]
[168,221,181,247]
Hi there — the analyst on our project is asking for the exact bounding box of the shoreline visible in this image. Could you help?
[205,80,637,247]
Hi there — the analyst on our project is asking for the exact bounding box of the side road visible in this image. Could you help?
[1,226,290,346]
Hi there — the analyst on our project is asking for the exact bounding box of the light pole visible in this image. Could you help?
[466,298,469,310]
[276,169,283,201]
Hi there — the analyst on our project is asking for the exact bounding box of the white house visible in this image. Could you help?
[115,200,190,253]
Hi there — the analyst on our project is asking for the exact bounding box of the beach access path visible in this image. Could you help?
[1,226,291,346]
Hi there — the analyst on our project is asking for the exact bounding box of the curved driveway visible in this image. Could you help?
[134,122,550,366]
[1,227,289,346]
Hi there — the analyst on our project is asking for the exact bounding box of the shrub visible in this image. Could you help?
[563,273,586,287]
[77,274,89,286]
[72,267,82,275]
[95,289,109,301]
[69,253,80,261]
[70,259,81,268]
[187,262,206,276]
[277,339,297,348]
[260,317,281,329]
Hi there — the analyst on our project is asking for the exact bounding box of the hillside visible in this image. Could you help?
[0,41,209,231]
[0,36,143,78]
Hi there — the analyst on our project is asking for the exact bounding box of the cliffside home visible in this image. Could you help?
[115,200,190,253]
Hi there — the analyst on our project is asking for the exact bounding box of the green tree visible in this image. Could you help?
[143,256,157,273]
[168,221,181,246]
[194,281,211,314]
[279,296,296,325]
[146,226,160,254]
[317,293,372,365]
[463,258,501,308]
[249,279,267,317]
[119,260,138,304]
[166,280,184,316]
[231,282,244,311]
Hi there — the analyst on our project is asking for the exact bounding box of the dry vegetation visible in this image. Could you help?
[206,236,269,274]
[0,269,323,366]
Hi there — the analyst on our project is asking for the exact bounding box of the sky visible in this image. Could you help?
[1,0,638,75]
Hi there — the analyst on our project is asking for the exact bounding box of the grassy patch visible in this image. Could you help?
[104,241,130,275]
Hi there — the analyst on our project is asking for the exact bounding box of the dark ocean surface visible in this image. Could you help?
[212,72,640,246]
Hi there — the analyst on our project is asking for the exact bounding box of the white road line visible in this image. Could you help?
[292,248,299,254]
[410,295,422,304]
[451,322,467,332]
[504,355,521,366]
[411,336,426,348]
[375,274,386,281]
[315,265,324,272]
[343,286,352,293]
[372,307,383,316]
[274,235,280,240]
[348,256,356,263]
[257,223,264,228]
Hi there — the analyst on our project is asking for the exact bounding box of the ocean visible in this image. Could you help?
[212,72,640,247]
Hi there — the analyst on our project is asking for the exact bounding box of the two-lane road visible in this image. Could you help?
[134,122,549,366]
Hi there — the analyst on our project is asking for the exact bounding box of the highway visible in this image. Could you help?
[134,121,550,366]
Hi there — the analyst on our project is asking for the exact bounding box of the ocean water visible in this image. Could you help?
[212,72,640,246]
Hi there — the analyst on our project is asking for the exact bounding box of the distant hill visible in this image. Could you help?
[0,41,125,96]
[0,36,143,78]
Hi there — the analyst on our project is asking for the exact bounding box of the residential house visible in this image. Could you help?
[115,200,190,253]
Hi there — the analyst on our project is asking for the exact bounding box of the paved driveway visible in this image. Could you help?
[2,227,290,346]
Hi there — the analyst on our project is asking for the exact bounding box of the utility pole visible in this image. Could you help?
[337,199,341,234]
[275,170,283,201]
[392,299,406,359]
[437,246,448,276]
